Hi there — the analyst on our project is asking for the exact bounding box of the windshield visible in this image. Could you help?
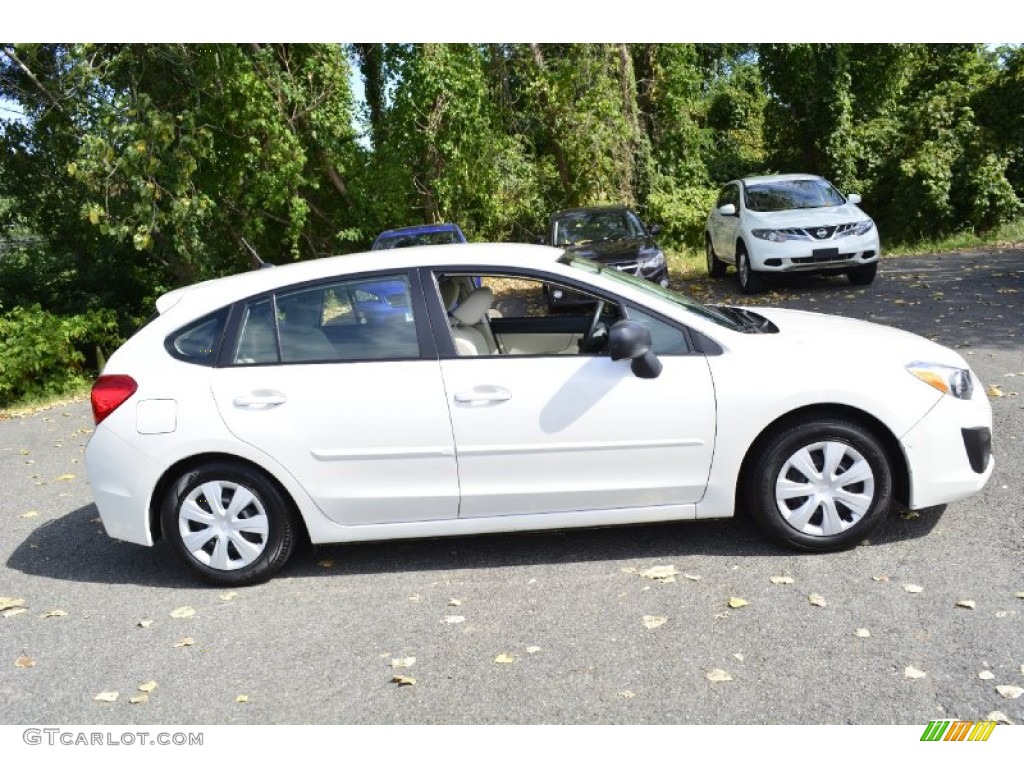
[375,230,462,249]
[552,209,644,246]
[560,253,745,331]
[744,179,845,212]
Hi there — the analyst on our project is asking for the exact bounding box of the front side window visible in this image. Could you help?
[231,274,420,365]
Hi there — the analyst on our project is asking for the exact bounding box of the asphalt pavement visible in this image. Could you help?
[1,250,1021,728]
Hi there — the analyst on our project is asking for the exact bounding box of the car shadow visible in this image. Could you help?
[5,501,948,587]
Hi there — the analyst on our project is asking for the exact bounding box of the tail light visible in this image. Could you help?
[91,375,138,425]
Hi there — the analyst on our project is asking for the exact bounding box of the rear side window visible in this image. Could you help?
[166,308,229,366]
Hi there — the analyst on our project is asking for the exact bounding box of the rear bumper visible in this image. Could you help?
[85,426,162,547]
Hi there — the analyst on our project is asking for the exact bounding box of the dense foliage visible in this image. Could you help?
[1,43,1021,405]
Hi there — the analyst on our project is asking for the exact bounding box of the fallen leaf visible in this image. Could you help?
[706,669,733,682]
[987,711,1013,725]
[236,694,249,703]
[15,655,35,668]
[317,559,334,569]
[390,675,415,686]
[443,615,465,624]
[137,681,158,693]
[20,511,39,519]
[408,594,421,602]
[525,646,541,654]
[3,608,27,618]
[40,609,67,618]
[956,600,976,610]
[170,606,196,619]
[996,685,1023,700]
[769,576,794,585]
[903,584,924,594]
[987,385,1004,398]
[173,637,194,648]
[855,628,871,638]
[639,565,679,583]
[900,509,920,520]
[56,473,76,481]
[808,593,827,607]
[995,611,1008,618]
[872,575,889,582]
[219,591,239,602]
[494,653,515,664]
[979,670,996,680]
[904,666,927,679]
[733,653,744,661]
[728,597,749,609]
[683,573,702,582]
[137,619,154,628]
[448,598,462,607]
[94,690,119,703]
[619,690,635,699]
[643,615,668,629]
[1015,591,1024,599]
[129,694,149,704]
[390,657,416,669]
[0,597,26,612]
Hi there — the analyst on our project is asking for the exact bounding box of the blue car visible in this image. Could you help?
[371,223,467,250]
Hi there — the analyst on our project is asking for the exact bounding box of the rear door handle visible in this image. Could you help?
[233,390,287,408]
[454,386,512,404]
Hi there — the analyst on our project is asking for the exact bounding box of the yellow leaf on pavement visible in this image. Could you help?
[94,690,119,703]
[494,653,515,664]
[728,597,749,609]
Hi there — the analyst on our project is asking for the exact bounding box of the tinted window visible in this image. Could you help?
[745,179,845,212]
[232,275,421,365]
[167,308,229,366]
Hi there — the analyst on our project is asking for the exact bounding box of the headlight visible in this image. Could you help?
[906,362,974,400]
[851,220,875,236]
[639,251,665,270]
[751,229,788,242]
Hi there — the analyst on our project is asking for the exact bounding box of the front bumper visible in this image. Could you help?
[899,385,994,509]
[748,233,880,273]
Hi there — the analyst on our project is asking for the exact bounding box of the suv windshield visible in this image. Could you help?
[553,209,644,246]
[744,179,845,212]
[560,253,744,332]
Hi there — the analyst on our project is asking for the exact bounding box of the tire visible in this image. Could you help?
[161,462,297,586]
[744,418,893,551]
[706,235,727,278]
[847,261,878,286]
[736,244,765,294]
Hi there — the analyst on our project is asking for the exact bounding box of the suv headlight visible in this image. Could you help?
[906,362,974,400]
[751,229,788,242]
[851,220,875,236]
[639,250,665,270]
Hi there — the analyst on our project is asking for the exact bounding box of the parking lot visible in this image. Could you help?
[1,250,1022,727]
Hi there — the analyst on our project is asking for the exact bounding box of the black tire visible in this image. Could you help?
[161,462,297,586]
[847,261,878,286]
[736,244,765,294]
[706,235,727,278]
[744,418,893,551]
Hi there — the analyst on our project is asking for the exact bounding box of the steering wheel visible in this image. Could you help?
[579,299,608,354]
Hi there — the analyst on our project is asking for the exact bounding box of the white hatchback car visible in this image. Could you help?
[86,244,992,585]
[706,174,881,294]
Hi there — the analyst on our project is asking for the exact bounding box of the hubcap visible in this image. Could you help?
[178,480,269,570]
[774,441,875,537]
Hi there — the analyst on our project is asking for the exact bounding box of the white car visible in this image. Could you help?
[86,243,992,585]
[706,174,881,294]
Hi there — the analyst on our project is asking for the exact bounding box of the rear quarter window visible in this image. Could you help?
[166,308,229,366]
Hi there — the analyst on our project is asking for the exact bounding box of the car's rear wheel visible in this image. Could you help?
[847,262,878,286]
[736,244,765,294]
[161,462,297,586]
[706,235,727,278]
[744,418,893,551]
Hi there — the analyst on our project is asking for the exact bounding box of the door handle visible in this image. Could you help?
[233,390,287,408]
[454,386,512,404]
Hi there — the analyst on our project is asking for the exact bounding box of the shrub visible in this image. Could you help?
[0,305,121,407]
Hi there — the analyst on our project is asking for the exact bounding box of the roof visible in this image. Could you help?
[156,243,563,316]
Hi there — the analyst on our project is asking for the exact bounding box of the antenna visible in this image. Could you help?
[241,238,274,269]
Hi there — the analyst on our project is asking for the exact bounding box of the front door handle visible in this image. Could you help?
[233,390,287,408]
[453,386,512,405]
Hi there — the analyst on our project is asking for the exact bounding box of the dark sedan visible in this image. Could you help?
[543,205,667,307]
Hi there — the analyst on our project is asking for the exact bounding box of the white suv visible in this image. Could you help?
[705,174,880,294]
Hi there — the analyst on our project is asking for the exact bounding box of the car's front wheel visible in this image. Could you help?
[847,262,878,286]
[161,462,298,586]
[736,244,765,294]
[745,418,893,551]
[706,235,727,278]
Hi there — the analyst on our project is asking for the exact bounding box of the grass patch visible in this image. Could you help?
[884,217,1024,256]
[0,383,91,420]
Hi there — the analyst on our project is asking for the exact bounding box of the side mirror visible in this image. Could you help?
[648,224,663,236]
[608,320,663,379]
[718,203,737,216]
[847,193,862,205]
